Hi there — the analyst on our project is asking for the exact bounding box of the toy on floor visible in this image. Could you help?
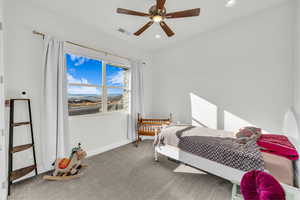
[43,143,87,181]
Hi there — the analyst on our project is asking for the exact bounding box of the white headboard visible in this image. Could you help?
[288,138,300,188]
[283,109,300,187]
[283,109,300,140]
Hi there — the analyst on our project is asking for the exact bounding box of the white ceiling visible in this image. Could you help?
[28,0,289,51]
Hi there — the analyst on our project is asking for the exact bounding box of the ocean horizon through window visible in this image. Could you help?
[66,53,129,116]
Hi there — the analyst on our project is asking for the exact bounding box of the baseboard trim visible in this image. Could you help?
[86,140,132,158]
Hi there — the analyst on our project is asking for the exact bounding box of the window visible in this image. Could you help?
[106,64,129,112]
[66,53,129,116]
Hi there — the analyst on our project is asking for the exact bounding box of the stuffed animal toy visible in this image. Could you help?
[236,127,262,144]
[43,143,87,181]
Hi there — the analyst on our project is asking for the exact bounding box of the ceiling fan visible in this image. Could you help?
[117,0,201,37]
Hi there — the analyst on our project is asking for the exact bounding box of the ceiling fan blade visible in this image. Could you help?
[117,8,149,17]
[166,8,200,19]
[160,21,175,37]
[157,0,166,10]
[134,21,154,36]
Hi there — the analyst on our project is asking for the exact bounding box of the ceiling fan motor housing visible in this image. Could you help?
[149,5,166,19]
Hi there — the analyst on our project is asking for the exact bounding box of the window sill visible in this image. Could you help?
[68,110,129,120]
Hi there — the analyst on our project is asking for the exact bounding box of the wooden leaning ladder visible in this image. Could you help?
[8,99,38,195]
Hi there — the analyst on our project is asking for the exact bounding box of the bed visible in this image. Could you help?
[154,125,300,200]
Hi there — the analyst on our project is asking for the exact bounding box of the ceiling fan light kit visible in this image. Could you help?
[152,15,163,23]
[117,0,201,37]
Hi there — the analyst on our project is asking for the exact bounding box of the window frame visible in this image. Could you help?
[65,46,130,117]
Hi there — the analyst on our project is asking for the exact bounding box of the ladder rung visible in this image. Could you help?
[10,165,36,182]
[12,122,31,127]
[11,98,30,101]
[11,144,33,153]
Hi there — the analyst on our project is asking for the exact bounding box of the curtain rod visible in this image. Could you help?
[32,30,145,64]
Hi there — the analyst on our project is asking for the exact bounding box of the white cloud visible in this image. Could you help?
[70,54,78,61]
[68,85,100,95]
[107,71,124,86]
[81,78,89,84]
[67,73,78,83]
[69,54,90,66]
[67,73,91,85]
[67,73,99,95]
[74,57,88,66]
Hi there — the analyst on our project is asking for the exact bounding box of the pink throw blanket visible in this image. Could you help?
[257,134,299,161]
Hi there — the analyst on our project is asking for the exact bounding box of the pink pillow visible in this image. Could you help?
[241,170,285,200]
[257,134,299,160]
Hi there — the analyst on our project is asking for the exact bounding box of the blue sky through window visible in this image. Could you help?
[66,53,102,86]
[106,64,125,87]
[66,53,125,96]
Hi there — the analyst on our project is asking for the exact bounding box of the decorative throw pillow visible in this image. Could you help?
[236,127,262,138]
[257,134,299,160]
[241,170,285,200]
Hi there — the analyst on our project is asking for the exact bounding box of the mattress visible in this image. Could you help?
[157,125,294,186]
[262,152,294,186]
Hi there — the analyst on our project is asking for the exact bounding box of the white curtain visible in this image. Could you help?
[41,36,70,171]
[127,60,145,141]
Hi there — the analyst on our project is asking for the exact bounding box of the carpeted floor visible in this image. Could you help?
[9,140,232,200]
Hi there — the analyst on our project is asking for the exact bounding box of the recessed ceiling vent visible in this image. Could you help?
[117,28,131,36]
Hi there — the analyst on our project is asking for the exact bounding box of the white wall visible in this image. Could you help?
[0,0,7,198]
[294,0,300,126]
[143,59,154,116]
[3,0,150,174]
[150,2,294,132]
[69,113,129,156]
